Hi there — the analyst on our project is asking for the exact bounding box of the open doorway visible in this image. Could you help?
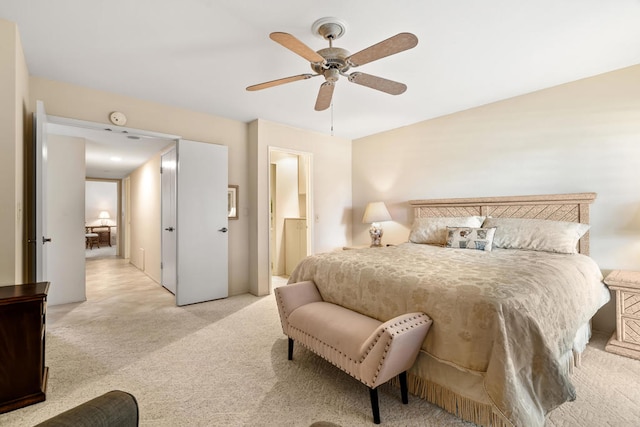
[268,148,312,291]
[40,115,177,305]
[85,179,120,259]
[39,113,228,307]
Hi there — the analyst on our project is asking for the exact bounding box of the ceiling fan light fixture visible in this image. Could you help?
[323,68,340,83]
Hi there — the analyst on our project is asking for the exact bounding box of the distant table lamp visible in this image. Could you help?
[362,202,392,247]
[99,211,111,226]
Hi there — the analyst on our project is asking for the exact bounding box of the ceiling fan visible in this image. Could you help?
[246,17,418,111]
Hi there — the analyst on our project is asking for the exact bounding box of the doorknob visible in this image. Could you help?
[42,237,52,244]
[218,227,228,233]
[164,227,175,232]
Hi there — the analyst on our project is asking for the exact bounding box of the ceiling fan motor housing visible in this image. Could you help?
[312,47,351,74]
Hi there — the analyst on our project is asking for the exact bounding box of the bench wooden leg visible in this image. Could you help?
[288,337,294,361]
[399,371,408,404]
[369,387,381,424]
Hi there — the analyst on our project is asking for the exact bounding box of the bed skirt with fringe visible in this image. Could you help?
[395,322,590,427]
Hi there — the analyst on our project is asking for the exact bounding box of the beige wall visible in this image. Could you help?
[353,64,640,332]
[0,19,28,285]
[248,119,352,295]
[29,77,250,296]
[128,153,162,283]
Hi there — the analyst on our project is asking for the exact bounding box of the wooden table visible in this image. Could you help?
[86,225,113,247]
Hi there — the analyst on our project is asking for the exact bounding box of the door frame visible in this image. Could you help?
[46,114,180,270]
[160,147,177,294]
[267,146,313,292]
[85,178,122,256]
[28,110,179,300]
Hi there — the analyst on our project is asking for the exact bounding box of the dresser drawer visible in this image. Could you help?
[621,291,640,317]
[621,317,640,345]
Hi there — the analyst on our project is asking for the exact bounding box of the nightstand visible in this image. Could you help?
[604,270,640,360]
[342,244,394,250]
[343,245,371,250]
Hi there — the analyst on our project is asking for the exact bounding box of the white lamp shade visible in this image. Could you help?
[98,211,111,220]
[362,202,392,224]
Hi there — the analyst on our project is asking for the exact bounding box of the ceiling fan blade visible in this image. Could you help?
[246,74,316,91]
[347,33,418,67]
[315,82,335,111]
[270,32,326,64]
[348,72,407,95]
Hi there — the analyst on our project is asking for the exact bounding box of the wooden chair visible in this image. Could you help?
[85,232,100,249]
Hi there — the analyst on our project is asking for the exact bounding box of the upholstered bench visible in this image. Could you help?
[275,280,432,424]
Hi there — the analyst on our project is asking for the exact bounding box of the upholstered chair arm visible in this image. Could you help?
[274,281,323,334]
[35,390,139,427]
[359,313,433,388]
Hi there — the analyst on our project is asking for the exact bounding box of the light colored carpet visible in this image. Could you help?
[1,258,639,426]
[85,245,117,259]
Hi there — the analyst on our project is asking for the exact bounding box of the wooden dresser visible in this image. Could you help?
[0,282,50,413]
[604,270,640,360]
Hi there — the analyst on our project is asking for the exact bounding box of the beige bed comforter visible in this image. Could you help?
[288,243,610,427]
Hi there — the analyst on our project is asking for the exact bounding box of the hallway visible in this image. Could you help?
[48,257,174,324]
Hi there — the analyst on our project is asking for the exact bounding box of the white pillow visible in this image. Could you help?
[446,227,497,251]
[408,216,485,245]
[482,217,589,254]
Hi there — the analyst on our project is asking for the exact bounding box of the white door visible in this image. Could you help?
[34,100,50,282]
[46,136,86,305]
[175,140,228,306]
[161,148,177,294]
[34,102,86,304]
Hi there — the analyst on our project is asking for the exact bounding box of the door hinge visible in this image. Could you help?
[160,262,163,269]
[160,166,163,174]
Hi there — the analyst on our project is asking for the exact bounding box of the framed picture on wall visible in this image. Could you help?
[228,185,238,220]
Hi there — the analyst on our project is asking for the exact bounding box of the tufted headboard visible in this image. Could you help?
[408,193,596,255]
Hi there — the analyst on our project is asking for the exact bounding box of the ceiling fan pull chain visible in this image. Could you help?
[331,102,334,136]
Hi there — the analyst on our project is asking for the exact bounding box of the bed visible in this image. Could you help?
[288,193,610,427]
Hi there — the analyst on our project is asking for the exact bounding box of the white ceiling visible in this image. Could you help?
[47,123,175,179]
[3,0,640,145]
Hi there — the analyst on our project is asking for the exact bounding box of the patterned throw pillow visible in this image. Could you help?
[446,227,497,251]
[408,216,485,245]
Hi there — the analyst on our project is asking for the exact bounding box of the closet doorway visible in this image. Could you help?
[268,148,312,290]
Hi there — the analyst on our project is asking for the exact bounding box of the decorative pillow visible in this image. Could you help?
[482,217,590,254]
[409,216,485,245]
[446,227,497,251]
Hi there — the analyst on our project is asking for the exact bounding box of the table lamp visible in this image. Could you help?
[362,202,392,247]
[99,211,111,226]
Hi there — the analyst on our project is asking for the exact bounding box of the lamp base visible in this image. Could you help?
[369,223,383,247]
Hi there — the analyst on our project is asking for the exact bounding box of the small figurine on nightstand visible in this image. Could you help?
[362,202,392,248]
[369,224,383,247]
